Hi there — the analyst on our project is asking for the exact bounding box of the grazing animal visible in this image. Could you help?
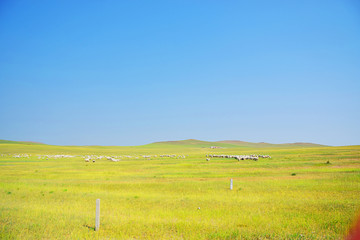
[207,154,268,161]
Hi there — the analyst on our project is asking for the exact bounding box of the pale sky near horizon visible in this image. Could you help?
[0,0,359,146]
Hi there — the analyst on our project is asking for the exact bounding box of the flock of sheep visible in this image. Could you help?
[84,154,187,162]
[5,154,75,159]
[206,154,271,161]
[2,153,271,163]
[84,153,271,163]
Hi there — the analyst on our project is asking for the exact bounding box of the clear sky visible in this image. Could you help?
[0,0,359,146]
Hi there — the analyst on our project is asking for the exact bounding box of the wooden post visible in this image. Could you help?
[95,199,100,231]
[230,179,233,190]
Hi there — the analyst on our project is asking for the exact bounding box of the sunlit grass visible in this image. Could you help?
[0,144,359,239]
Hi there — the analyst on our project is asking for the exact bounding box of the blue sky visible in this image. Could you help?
[0,0,359,146]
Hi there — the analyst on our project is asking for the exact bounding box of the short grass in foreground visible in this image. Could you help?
[0,143,359,239]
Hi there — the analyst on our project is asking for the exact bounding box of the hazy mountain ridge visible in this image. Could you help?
[216,140,327,148]
[151,139,327,148]
[0,140,45,145]
[0,139,327,148]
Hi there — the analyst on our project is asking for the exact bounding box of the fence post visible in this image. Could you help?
[230,179,233,190]
[95,199,100,231]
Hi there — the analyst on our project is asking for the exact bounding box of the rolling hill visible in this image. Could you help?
[0,140,45,145]
[216,140,327,148]
[0,138,327,148]
[149,139,326,148]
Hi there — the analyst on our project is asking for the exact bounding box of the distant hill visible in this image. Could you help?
[0,138,326,148]
[148,139,238,148]
[0,140,45,145]
[154,139,209,145]
[150,139,327,148]
[216,140,327,148]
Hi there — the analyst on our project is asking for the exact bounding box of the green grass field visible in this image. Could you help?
[0,140,359,239]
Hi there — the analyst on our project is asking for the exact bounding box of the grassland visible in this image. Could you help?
[0,140,359,239]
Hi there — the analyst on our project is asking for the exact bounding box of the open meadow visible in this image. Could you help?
[0,140,359,239]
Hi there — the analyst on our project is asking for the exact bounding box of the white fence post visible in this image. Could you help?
[230,179,233,190]
[95,199,100,231]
